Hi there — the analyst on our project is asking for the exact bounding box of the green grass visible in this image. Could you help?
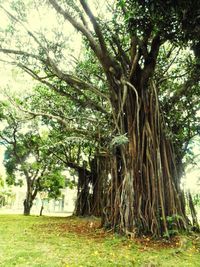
[0,215,200,267]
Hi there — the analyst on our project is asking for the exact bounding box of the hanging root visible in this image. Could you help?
[104,80,190,237]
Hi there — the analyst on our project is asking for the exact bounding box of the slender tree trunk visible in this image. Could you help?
[187,192,199,230]
[40,205,44,216]
[74,168,91,216]
[23,179,37,216]
[23,193,33,216]
[90,155,110,217]
[74,155,109,217]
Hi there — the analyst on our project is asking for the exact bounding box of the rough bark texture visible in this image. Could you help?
[103,79,188,236]
[187,192,199,230]
[74,155,109,217]
[90,155,110,217]
[23,192,33,216]
[23,179,37,216]
[74,166,91,216]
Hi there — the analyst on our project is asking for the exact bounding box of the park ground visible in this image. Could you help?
[0,215,200,267]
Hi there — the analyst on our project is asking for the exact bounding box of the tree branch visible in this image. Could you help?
[14,62,109,114]
[0,48,44,63]
[79,0,107,54]
[0,6,109,100]
[141,35,161,86]
[48,0,119,74]
[48,0,102,58]
[11,100,104,141]
[48,60,109,100]
[0,46,109,114]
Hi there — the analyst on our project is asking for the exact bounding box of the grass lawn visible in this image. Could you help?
[0,215,199,267]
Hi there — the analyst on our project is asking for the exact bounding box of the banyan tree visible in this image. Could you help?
[0,0,200,236]
[47,0,199,236]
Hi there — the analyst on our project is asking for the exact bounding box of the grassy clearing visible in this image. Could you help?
[0,215,200,267]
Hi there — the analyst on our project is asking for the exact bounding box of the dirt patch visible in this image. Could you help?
[135,236,180,250]
[35,217,110,240]
[135,234,200,251]
[34,217,200,250]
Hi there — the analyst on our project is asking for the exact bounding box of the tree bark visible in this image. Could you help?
[90,155,110,217]
[23,197,33,216]
[23,180,37,216]
[74,167,91,216]
[73,155,109,217]
[103,79,188,237]
[187,192,199,230]
[40,204,44,216]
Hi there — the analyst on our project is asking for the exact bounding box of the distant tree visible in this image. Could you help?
[13,84,108,217]
[0,107,65,215]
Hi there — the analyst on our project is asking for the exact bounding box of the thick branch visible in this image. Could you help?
[47,146,91,175]
[1,6,106,98]
[48,0,102,58]
[79,0,107,54]
[0,47,108,114]
[15,62,108,114]
[141,35,161,86]
[49,0,119,74]
[48,61,109,100]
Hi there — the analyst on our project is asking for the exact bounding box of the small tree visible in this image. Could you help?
[0,110,65,215]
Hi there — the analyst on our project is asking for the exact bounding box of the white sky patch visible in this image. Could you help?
[182,169,200,194]
[26,154,36,164]
[0,64,38,96]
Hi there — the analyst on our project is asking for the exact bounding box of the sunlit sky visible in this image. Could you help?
[0,0,199,193]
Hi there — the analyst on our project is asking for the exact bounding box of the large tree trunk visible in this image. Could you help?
[104,80,188,237]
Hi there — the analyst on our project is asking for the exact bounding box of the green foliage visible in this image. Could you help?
[6,173,15,186]
[39,170,65,199]
[193,194,200,207]
[110,134,129,149]
[0,101,68,204]
[0,101,9,120]
[65,178,76,189]
[164,214,183,237]
[122,0,200,45]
